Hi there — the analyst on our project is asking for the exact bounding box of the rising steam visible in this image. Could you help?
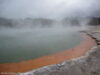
[0,0,100,19]
[0,0,99,63]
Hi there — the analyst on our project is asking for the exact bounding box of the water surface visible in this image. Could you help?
[0,28,83,63]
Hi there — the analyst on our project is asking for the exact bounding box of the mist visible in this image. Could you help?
[0,0,100,29]
[0,0,100,41]
[0,0,99,38]
[0,0,100,19]
[0,0,100,63]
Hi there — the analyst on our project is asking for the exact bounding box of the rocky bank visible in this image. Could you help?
[17,31,100,75]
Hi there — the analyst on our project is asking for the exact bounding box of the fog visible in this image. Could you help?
[0,0,99,34]
[0,0,100,62]
[0,0,99,47]
[0,0,100,19]
[0,0,99,44]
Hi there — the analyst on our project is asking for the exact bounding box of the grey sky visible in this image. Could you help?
[0,0,100,19]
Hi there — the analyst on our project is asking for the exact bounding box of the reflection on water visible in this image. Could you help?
[0,28,82,63]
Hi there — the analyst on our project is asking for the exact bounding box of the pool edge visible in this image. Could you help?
[0,32,97,73]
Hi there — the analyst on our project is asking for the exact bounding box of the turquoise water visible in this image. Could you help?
[0,28,83,63]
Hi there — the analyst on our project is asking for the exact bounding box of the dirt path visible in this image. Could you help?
[0,34,97,75]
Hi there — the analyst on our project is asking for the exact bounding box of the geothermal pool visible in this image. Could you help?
[0,28,83,63]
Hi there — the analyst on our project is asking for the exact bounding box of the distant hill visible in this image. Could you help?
[88,17,100,25]
[0,17,100,28]
[0,17,13,27]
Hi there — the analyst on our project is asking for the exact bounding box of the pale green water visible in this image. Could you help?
[0,28,83,63]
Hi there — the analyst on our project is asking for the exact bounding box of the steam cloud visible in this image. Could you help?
[0,0,99,62]
[0,0,100,19]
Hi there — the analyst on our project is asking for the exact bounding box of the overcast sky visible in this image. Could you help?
[0,0,100,19]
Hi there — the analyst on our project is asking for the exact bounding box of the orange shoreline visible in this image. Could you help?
[0,34,97,74]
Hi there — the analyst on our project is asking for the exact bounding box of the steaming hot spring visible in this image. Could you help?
[0,27,83,63]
